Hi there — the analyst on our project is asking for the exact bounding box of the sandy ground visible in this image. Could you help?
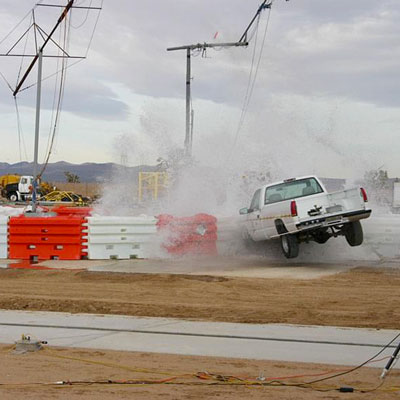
[0,264,399,329]
[1,261,400,398]
[1,256,365,278]
[0,344,399,400]
[42,256,362,279]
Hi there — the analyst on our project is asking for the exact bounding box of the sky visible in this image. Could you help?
[0,0,399,179]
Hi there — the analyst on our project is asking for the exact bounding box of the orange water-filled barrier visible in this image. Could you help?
[157,214,218,255]
[8,215,86,260]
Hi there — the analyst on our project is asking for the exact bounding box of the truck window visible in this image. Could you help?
[21,178,27,184]
[249,189,261,211]
[265,178,323,204]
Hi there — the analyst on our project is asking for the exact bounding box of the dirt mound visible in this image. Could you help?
[0,266,399,329]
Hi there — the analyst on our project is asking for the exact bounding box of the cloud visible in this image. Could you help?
[0,0,400,173]
[2,0,400,109]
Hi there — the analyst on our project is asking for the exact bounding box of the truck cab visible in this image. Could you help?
[3,175,34,202]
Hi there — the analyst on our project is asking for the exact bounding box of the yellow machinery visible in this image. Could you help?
[138,172,168,202]
[0,174,20,188]
[40,181,56,195]
[41,191,85,205]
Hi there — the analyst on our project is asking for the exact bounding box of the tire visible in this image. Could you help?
[8,192,18,202]
[345,221,363,246]
[280,234,299,258]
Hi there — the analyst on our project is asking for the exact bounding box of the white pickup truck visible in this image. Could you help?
[239,176,371,258]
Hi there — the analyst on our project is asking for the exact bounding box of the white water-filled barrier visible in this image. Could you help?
[0,216,8,259]
[83,216,158,259]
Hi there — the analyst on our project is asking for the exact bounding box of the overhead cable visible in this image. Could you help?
[18,0,103,93]
[0,0,44,47]
[225,4,272,163]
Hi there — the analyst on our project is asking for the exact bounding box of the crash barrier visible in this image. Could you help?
[1,212,219,260]
[53,206,92,217]
[8,215,86,260]
[83,216,158,259]
[0,216,8,259]
[363,215,400,259]
[157,214,218,255]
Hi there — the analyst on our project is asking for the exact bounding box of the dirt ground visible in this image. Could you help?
[0,344,399,400]
[0,266,399,329]
[1,264,400,398]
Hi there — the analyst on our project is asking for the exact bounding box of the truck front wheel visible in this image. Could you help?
[280,234,299,258]
[8,192,18,202]
[344,221,363,246]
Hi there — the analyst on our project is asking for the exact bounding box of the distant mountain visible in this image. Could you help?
[0,161,159,183]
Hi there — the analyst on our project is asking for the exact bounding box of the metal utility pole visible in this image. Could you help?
[167,41,248,157]
[167,0,274,158]
[32,49,43,211]
[186,48,191,155]
[15,0,75,213]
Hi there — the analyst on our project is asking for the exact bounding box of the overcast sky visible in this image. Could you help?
[0,0,399,179]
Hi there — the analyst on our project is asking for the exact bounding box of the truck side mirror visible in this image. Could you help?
[239,207,249,215]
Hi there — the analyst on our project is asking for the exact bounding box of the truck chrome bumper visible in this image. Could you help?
[296,209,372,230]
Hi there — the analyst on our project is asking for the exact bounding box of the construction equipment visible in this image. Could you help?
[2,175,34,201]
[40,181,56,196]
[41,191,86,205]
[1,175,55,202]
[0,174,21,188]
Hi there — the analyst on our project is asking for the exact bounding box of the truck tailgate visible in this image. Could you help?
[296,188,366,222]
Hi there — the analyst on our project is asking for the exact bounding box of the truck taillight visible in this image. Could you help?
[290,200,298,217]
[360,188,368,202]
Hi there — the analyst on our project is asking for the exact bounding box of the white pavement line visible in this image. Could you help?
[0,310,398,367]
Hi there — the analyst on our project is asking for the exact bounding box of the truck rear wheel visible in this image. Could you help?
[345,221,363,246]
[280,234,299,258]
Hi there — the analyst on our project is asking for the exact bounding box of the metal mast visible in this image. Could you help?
[32,49,44,210]
[0,0,100,212]
[167,41,248,157]
[167,0,273,158]
[13,0,75,97]
[16,0,75,212]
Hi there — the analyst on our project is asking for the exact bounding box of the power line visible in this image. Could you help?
[225,3,273,163]
[42,14,70,174]
[167,41,248,158]
[16,13,34,89]
[17,0,103,94]
[44,17,65,162]
[70,0,94,29]
[0,0,44,47]
[14,97,28,161]
[0,0,102,212]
